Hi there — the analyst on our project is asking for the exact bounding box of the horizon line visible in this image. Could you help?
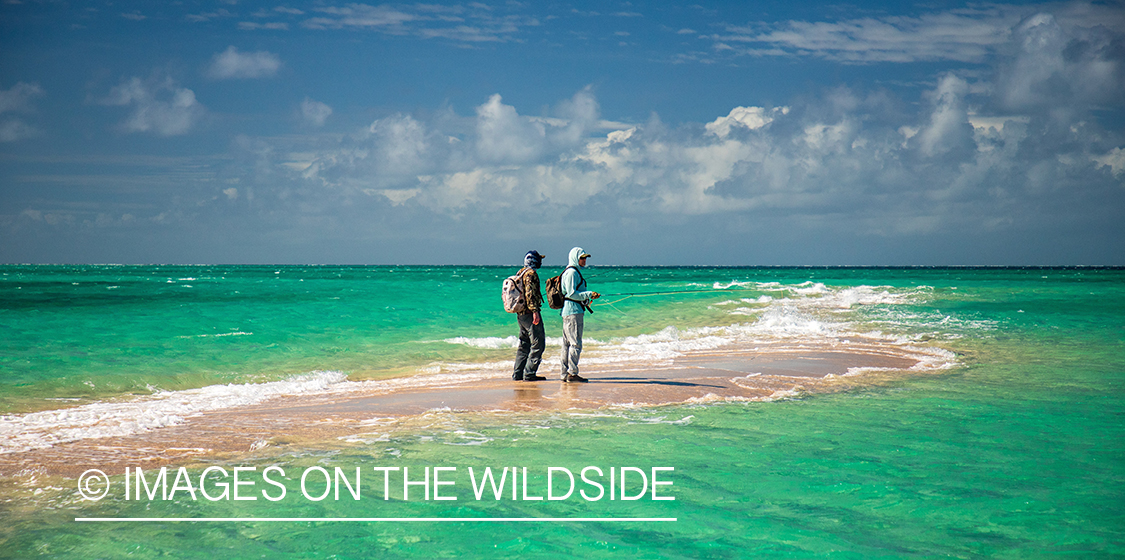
[6,263,1125,269]
[75,517,678,523]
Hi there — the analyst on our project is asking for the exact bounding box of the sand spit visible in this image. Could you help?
[0,341,943,478]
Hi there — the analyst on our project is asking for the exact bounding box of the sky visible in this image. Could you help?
[1,0,1123,265]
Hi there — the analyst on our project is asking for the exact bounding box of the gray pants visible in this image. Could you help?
[561,313,584,378]
[514,312,545,380]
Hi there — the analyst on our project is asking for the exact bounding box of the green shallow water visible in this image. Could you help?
[1,265,778,412]
[1,267,1123,557]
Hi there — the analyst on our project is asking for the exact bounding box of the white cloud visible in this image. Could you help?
[303,4,418,31]
[718,10,1018,63]
[0,82,45,141]
[1095,147,1125,176]
[706,106,788,137]
[239,22,289,30]
[0,119,42,142]
[917,74,973,157]
[368,113,433,178]
[186,9,234,23]
[0,82,44,113]
[301,98,332,126]
[995,12,1125,113]
[103,77,205,136]
[552,87,601,147]
[267,69,1121,241]
[300,3,538,43]
[475,94,546,162]
[709,1,1125,65]
[206,46,281,79]
[194,8,1122,261]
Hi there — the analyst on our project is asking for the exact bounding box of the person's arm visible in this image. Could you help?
[563,269,598,302]
[524,269,543,324]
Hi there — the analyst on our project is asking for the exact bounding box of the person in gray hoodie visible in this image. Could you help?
[559,246,600,382]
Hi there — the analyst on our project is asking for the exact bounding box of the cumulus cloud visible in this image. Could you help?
[706,106,788,137]
[916,74,975,157]
[301,98,332,126]
[206,46,281,79]
[994,13,1125,115]
[248,53,1119,245]
[163,5,1121,262]
[475,94,547,162]
[102,77,205,136]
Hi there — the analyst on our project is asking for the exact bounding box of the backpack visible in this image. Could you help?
[544,270,567,310]
[502,268,530,313]
[545,266,591,312]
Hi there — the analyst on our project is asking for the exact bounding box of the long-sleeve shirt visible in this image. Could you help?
[521,267,543,312]
[561,266,593,317]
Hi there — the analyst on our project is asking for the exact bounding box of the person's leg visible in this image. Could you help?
[513,314,532,380]
[560,314,575,379]
[562,314,584,377]
[569,313,584,376]
[524,319,545,377]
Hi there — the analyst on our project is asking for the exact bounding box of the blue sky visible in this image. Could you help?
[2,0,1123,265]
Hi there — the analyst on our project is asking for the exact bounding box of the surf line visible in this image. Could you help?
[75,517,677,522]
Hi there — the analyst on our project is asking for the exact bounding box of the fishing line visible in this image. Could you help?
[597,286,757,309]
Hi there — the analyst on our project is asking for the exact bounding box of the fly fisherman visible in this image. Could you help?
[559,247,600,383]
[513,250,547,382]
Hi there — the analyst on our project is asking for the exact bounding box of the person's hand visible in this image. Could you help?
[533,311,541,325]
[590,292,601,300]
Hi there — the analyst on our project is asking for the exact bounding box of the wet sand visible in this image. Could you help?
[0,342,925,478]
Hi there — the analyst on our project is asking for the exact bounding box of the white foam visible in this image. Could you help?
[2,279,962,454]
[683,393,758,404]
[178,331,253,339]
[1,367,530,454]
[533,282,956,372]
[766,388,804,400]
[0,371,348,454]
[442,335,575,349]
[443,335,520,349]
[744,306,839,338]
[590,326,732,363]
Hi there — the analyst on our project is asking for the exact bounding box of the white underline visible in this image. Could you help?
[76,517,676,522]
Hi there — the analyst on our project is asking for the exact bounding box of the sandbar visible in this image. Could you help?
[0,340,936,478]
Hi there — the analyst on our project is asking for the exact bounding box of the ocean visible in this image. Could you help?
[1,265,1122,557]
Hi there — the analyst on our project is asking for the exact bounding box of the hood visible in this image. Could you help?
[568,246,585,268]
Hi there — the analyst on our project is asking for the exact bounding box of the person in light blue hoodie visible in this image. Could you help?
[560,246,600,383]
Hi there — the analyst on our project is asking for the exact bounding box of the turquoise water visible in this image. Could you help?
[2,266,1123,557]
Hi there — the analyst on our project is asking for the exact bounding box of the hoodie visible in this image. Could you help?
[561,246,594,317]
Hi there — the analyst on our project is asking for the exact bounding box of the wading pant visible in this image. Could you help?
[561,313,584,378]
[514,312,545,380]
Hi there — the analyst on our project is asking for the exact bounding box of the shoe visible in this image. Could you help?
[523,374,546,382]
[512,375,523,381]
[564,374,588,383]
